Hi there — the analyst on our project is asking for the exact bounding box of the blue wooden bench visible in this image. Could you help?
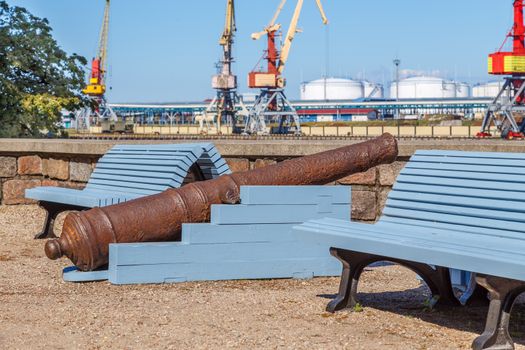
[294,150,525,350]
[26,143,230,239]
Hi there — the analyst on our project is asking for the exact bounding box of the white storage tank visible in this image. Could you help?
[455,82,471,98]
[472,81,505,98]
[362,81,384,98]
[390,76,458,99]
[300,78,364,100]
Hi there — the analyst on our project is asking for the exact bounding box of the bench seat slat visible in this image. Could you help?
[388,191,525,214]
[92,168,177,180]
[396,174,525,192]
[88,178,169,192]
[386,198,525,224]
[409,155,525,168]
[89,173,179,187]
[401,168,525,184]
[313,219,525,253]
[382,207,518,232]
[404,162,525,176]
[415,150,525,160]
[86,183,159,196]
[99,158,193,168]
[95,163,189,177]
[379,216,525,238]
[393,183,516,202]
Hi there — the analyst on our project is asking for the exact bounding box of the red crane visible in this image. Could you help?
[478,0,525,139]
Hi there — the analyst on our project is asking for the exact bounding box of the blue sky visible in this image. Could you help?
[7,0,511,103]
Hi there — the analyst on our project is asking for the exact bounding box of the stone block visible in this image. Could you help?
[225,158,250,173]
[0,157,17,178]
[3,179,41,205]
[18,155,42,175]
[253,159,278,169]
[351,189,377,222]
[337,167,377,186]
[70,160,93,182]
[43,158,69,180]
[41,180,86,190]
[378,161,406,186]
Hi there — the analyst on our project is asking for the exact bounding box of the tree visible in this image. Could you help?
[0,1,87,137]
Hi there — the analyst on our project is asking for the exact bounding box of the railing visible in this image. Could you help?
[82,124,486,138]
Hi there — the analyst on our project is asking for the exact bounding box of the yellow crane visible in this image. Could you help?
[83,0,111,97]
[245,0,328,134]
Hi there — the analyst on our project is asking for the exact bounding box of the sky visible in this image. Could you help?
[6,0,512,103]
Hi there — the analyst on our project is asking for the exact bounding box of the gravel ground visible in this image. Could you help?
[1,205,524,350]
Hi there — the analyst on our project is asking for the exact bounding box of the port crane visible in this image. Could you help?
[76,0,117,130]
[202,0,249,134]
[244,0,328,134]
[478,0,525,139]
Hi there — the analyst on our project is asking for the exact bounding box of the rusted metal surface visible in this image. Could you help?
[45,133,398,271]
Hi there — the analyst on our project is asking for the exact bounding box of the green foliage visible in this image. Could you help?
[353,303,364,313]
[0,1,87,137]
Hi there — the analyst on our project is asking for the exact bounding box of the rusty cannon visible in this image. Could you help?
[45,134,398,271]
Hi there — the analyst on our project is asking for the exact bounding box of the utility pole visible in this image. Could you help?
[393,58,401,119]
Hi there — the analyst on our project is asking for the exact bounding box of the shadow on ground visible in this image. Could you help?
[318,277,525,346]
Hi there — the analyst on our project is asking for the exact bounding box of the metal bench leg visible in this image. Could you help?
[34,201,70,239]
[327,248,459,313]
[327,248,372,312]
[472,275,525,350]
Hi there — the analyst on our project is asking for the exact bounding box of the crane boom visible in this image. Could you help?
[279,0,328,74]
[98,0,110,74]
[219,0,236,47]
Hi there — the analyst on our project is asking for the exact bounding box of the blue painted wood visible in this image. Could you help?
[210,204,350,225]
[294,218,525,281]
[65,185,350,284]
[240,186,351,205]
[294,150,525,297]
[26,143,230,208]
[62,266,109,282]
[109,258,338,285]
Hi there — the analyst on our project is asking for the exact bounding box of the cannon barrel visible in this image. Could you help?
[45,134,398,271]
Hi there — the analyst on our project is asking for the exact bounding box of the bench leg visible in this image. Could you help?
[472,275,525,350]
[327,247,459,313]
[34,202,85,239]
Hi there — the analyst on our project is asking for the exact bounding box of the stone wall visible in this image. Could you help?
[0,155,97,205]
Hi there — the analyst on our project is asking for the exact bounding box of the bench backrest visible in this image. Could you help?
[380,150,525,235]
[86,143,230,196]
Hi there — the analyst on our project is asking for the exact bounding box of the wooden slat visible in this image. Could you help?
[415,150,525,160]
[392,183,514,202]
[382,207,516,232]
[88,178,169,192]
[386,198,525,223]
[86,183,158,196]
[90,173,179,187]
[404,162,525,176]
[92,168,177,180]
[409,155,525,168]
[98,158,193,168]
[95,163,188,177]
[396,174,525,192]
[401,168,525,184]
[387,191,525,214]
